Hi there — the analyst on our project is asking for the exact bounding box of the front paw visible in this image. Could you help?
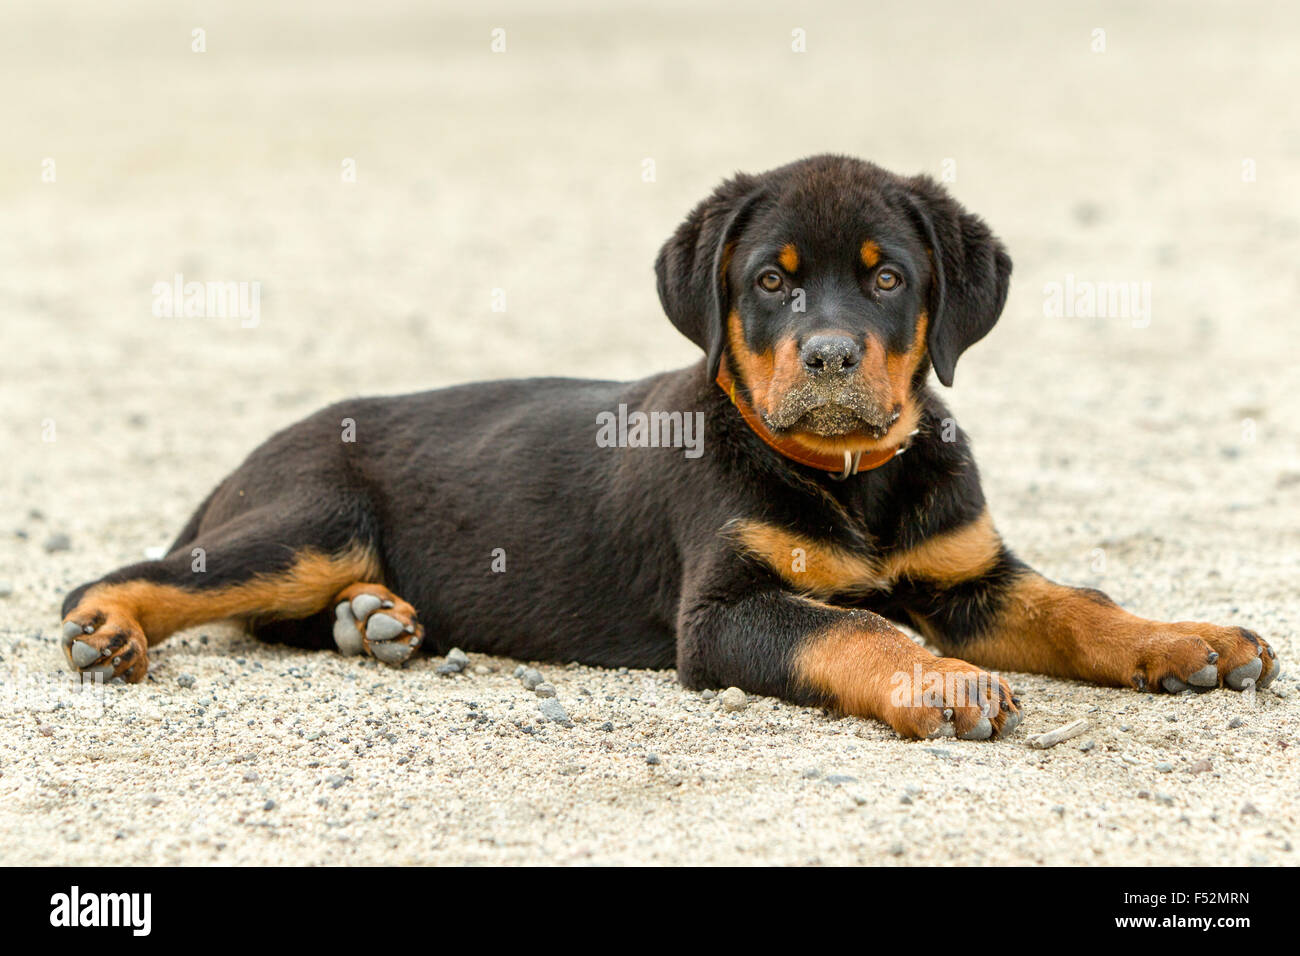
[886,658,1022,741]
[1137,624,1278,694]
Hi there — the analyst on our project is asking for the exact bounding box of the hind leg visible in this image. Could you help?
[61,506,380,682]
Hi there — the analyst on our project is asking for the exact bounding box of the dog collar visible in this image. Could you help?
[715,361,915,480]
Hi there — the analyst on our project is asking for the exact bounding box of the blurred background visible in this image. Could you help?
[2,0,1297,619]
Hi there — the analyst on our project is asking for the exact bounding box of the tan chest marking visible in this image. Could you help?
[730,510,1000,597]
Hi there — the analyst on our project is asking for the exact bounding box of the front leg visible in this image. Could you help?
[891,518,1280,693]
[678,578,1021,740]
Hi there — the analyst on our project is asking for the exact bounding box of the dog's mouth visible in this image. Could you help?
[787,403,901,439]
[764,386,902,440]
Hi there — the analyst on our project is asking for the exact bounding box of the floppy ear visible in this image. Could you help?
[655,174,767,380]
[903,176,1012,387]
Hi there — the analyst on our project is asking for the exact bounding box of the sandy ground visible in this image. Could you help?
[1,0,1298,865]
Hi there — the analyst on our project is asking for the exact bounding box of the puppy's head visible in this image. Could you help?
[655,155,1011,455]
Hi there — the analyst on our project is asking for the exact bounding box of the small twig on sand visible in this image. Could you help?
[1029,717,1090,749]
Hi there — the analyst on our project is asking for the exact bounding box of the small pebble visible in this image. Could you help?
[1189,758,1212,774]
[1155,792,1175,806]
[263,800,276,811]
[436,647,470,675]
[700,689,717,701]
[538,698,572,728]
[177,673,196,689]
[645,752,660,765]
[513,665,525,678]
[473,665,490,676]
[1228,717,1245,729]
[600,721,614,732]
[534,682,557,698]
[521,668,544,691]
[1242,802,1261,816]
[1155,762,1174,773]
[43,533,72,553]
[0,581,12,598]
[243,770,261,783]
[720,687,747,712]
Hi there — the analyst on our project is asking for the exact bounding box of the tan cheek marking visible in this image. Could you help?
[727,308,780,415]
[779,243,799,273]
[860,240,881,268]
[730,510,999,596]
[67,545,381,644]
[884,310,929,406]
[765,336,806,415]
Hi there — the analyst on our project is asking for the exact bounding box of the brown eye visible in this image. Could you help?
[758,271,784,293]
[875,269,901,291]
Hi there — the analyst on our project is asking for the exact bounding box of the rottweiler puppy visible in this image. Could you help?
[60,154,1279,739]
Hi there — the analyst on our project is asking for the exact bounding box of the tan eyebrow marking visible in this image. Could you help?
[778,243,799,273]
[860,240,881,268]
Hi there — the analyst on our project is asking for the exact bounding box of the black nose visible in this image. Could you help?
[800,334,862,375]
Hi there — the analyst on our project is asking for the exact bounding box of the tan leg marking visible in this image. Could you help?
[62,544,380,682]
[793,615,1019,739]
[923,573,1279,691]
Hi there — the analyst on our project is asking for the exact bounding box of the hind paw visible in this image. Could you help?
[332,584,423,666]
